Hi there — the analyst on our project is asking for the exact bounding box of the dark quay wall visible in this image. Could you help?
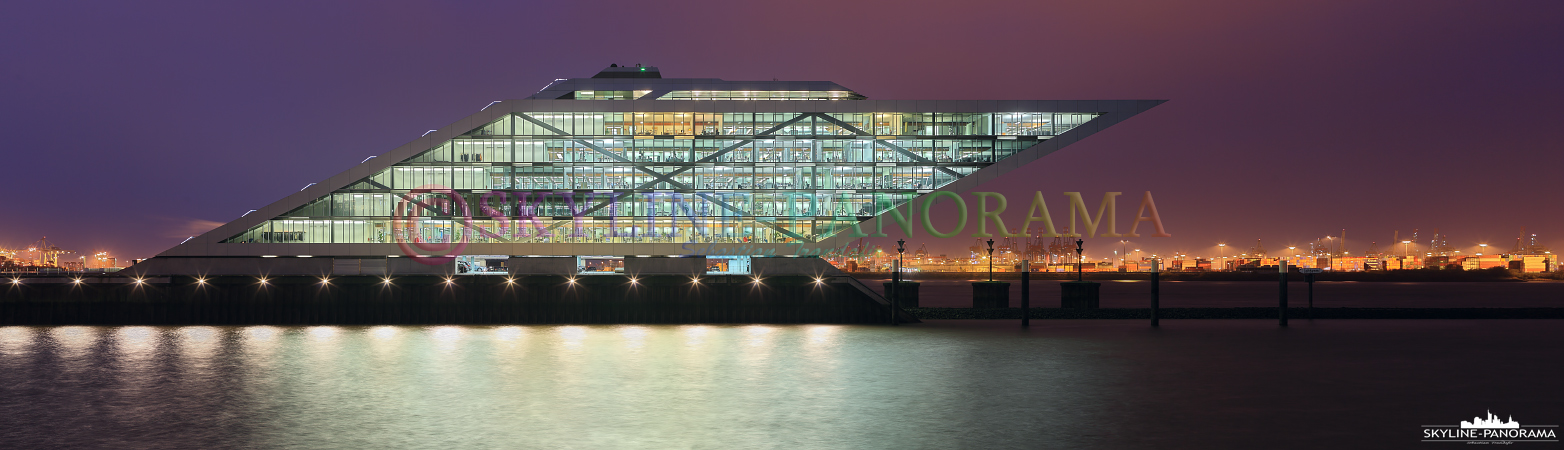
[0,275,905,326]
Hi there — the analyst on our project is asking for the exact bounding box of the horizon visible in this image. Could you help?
[2,0,1561,262]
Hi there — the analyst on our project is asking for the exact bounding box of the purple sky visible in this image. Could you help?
[3,0,1561,261]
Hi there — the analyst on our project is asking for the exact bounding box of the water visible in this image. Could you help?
[2,321,1561,448]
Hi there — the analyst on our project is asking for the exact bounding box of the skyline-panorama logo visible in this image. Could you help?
[1423,411,1558,444]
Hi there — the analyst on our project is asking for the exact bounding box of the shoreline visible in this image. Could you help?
[905,307,1564,319]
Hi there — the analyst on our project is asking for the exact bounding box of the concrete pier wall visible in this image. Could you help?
[0,275,907,325]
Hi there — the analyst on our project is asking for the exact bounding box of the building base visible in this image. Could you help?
[0,274,918,325]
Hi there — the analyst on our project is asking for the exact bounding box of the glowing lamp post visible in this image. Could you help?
[897,238,906,273]
[1075,239,1085,282]
[1150,257,1160,327]
[986,238,995,281]
[1120,239,1128,269]
[892,238,906,326]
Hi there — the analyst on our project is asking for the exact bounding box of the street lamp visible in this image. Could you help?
[1120,240,1128,269]
[986,238,995,281]
[1075,239,1085,282]
[897,238,906,273]
[1402,240,1412,258]
[894,238,906,326]
[1218,243,1227,272]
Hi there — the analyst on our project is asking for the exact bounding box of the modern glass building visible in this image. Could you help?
[135,65,1161,277]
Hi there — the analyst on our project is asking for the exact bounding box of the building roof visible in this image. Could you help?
[528,65,863,100]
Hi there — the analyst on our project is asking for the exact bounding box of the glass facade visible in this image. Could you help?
[223,111,1099,246]
[657,90,864,100]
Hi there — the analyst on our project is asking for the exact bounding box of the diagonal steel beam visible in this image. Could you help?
[639,139,754,187]
[684,113,810,164]
[541,165,700,231]
[521,113,813,242]
[642,115,810,188]
[361,178,457,222]
[874,139,965,178]
[811,113,965,179]
[534,191,627,234]
[567,138,631,162]
[516,113,632,163]
[515,112,571,136]
[809,112,868,136]
[568,138,674,183]
[678,114,807,167]
[538,190,808,242]
[362,170,519,242]
[754,113,813,137]
[516,112,682,186]
[693,139,758,164]
[626,115,815,188]
[695,193,808,241]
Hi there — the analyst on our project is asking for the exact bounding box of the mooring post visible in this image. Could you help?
[894,238,906,326]
[891,260,899,326]
[1021,260,1030,327]
[1151,258,1160,327]
[1307,272,1315,320]
[1279,261,1288,327]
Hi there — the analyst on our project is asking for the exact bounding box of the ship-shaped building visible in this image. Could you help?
[131,65,1161,278]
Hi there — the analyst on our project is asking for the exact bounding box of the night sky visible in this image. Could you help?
[3,0,1561,261]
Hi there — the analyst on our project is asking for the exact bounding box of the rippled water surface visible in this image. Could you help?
[2,321,1560,448]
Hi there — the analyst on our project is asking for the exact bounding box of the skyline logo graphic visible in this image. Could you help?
[1463,410,1521,429]
[1423,411,1557,444]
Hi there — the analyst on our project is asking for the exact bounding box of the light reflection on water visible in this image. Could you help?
[114,326,158,364]
[50,326,99,358]
[0,326,34,355]
[8,322,1554,448]
[177,326,220,360]
[0,323,1117,448]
